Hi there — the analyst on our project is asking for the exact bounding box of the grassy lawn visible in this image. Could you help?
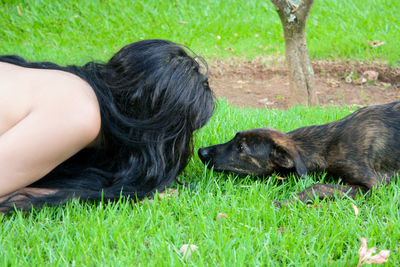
[1,102,399,265]
[0,0,399,65]
[1,0,399,265]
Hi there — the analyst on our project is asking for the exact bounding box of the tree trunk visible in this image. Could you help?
[270,0,317,106]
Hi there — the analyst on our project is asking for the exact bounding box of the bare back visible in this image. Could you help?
[0,62,102,197]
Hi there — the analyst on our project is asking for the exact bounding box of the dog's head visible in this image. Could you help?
[198,128,307,177]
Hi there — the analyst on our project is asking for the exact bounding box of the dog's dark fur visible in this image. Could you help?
[199,101,400,204]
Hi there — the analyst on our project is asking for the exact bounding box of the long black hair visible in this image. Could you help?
[0,39,215,212]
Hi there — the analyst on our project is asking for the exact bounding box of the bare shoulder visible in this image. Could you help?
[34,69,102,145]
[0,62,102,145]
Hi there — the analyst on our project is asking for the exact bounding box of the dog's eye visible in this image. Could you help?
[237,143,244,152]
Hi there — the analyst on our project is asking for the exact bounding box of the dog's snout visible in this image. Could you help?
[198,147,213,163]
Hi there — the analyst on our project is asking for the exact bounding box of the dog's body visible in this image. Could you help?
[199,101,400,203]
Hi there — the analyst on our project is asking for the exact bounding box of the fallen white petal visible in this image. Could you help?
[352,203,359,216]
[179,244,198,259]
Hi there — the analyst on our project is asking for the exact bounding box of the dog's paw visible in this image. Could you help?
[272,200,283,208]
[272,200,292,208]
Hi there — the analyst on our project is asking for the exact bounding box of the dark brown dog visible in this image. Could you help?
[198,101,400,203]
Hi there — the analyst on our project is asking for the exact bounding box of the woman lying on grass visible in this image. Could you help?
[0,39,215,213]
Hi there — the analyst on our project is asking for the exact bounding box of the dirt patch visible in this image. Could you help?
[209,59,400,109]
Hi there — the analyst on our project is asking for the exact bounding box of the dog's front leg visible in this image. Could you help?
[272,184,367,208]
[294,184,369,204]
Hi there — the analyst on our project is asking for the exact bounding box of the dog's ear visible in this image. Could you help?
[269,134,307,178]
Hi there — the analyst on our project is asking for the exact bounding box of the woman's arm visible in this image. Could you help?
[0,102,101,198]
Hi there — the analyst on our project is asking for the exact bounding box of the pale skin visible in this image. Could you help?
[0,62,102,200]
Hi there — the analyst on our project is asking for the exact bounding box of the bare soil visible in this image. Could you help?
[209,59,400,109]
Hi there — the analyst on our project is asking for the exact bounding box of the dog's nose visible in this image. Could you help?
[198,147,212,163]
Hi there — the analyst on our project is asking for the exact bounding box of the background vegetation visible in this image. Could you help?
[1,0,399,65]
[0,0,399,265]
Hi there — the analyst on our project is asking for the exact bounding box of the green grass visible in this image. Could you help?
[1,101,399,265]
[0,0,399,65]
